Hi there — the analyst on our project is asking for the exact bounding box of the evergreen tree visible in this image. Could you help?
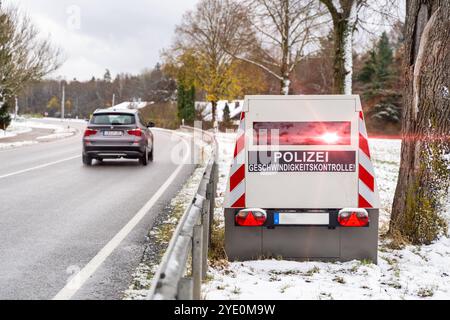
[222,102,232,130]
[103,69,112,82]
[376,32,394,83]
[177,82,186,123]
[184,85,195,125]
[0,102,11,131]
[358,32,394,93]
[357,31,400,126]
[357,50,377,84]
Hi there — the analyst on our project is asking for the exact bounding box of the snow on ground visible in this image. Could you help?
[37,117,88,124]
[0,122,32,140]
[35,130,77,141]
[203,134,450,300]
[0,141,38,150]
[197,101,244,122]
[35,122,77,141]
[213,132,238,227]
[0,118,77,150]
[110,101,152,110]
[7,118,75,134]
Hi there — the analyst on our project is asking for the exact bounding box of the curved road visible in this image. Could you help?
[0,120,196,300]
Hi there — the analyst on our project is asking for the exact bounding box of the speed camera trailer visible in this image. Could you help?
[224,95,380,263]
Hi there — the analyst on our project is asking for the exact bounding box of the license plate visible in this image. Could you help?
[103,131,123,136]
[274,213,329,225]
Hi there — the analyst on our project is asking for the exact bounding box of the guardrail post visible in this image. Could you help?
[192,224,203,300]
[178,278,193,300]
[209,163,217,244]
[202,193,210,280]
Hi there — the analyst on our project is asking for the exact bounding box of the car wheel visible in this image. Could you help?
[141,149,149,166]
[82,154,92,166]
[148,146,154,162]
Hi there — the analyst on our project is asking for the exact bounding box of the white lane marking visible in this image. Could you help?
[0,128,168,178]
[53,137,191,300]
[0,155,81,180]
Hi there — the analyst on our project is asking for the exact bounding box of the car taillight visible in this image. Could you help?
[338,208,369,227]
[235,209,267,227]
[127,129,142,137]
[84,129,97,137]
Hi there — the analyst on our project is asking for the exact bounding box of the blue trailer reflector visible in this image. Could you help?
[274,213,280,225]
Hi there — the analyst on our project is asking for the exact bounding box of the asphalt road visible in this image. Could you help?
[0,120,196,300]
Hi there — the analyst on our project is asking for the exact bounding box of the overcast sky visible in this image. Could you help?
[7,0,198,81]
[6,0,403,82]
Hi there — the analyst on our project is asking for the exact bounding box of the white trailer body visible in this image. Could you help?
[224,95,381,263]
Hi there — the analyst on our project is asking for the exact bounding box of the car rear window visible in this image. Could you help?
[253,121,351,145]
[91,113,135,125]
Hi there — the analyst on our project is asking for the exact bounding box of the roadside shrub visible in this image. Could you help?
[140,101,179,129]
[0,103,12,131]
[208,218,227,265]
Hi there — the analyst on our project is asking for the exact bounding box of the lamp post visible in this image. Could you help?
[61,82,65,120]
[14,96,18,119]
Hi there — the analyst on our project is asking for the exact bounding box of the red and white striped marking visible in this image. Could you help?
[358,111,379,208]
[227,112,246,208]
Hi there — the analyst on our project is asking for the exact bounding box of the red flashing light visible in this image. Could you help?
[128,129,142,137]
[84,129,98,137]
[235,209,267,227]
[338,209,369,227]
[320,132,340,144]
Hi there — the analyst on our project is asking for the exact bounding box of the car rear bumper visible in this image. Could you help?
[83,145,145,159]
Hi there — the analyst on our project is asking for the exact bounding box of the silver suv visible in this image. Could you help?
[82,109,154,166]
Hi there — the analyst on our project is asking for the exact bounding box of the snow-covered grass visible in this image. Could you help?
[203,134,450,300]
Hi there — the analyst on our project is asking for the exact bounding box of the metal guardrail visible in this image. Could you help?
[147,126,218,300]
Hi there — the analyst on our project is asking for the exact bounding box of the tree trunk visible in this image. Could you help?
[211,100,217,125]
[389,0,450,244]
[281,77,291,95]
[332,19,348,94]
[321,0,357,94]
[280,0,290,95]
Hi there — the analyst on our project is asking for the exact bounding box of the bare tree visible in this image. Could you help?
[233,0,325,95]
[320,0,400,95]
[0,6,61,106]
[389,0,449,244]
[174,0,253,123]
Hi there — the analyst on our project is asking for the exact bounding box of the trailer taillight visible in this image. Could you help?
[338,208,369,227]
[235,209,267,226]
